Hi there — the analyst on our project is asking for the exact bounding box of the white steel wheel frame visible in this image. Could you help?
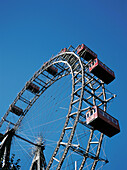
[0,52,85,169]
[0,49,115,170]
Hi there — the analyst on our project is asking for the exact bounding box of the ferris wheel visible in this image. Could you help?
[0,44,120,169]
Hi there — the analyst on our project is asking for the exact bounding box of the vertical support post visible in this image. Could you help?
[75,161,77,170]
[91,83,106,170]
[0,129,15,168]
[30,138,46,170]
[79,81,95,170]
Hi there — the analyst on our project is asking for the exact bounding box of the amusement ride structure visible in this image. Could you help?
[0,44,120,169]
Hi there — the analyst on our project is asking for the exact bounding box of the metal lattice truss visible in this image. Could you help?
[0,45,116,169]
[30,137,47,170]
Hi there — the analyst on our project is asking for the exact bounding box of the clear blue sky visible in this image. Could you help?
[0,0,127,169]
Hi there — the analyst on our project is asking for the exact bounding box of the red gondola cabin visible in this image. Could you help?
[77,44,97,61]
[86,106,120,137]
[89,58,115,84]
[26,82,40,94]
[10,104,23,116]
[44,62,58,76]
[47,65,58,76]
[60,48,67,53]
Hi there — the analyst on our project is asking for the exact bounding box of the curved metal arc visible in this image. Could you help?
[79,83,108,170]
[0,50,112,170]
[0,52,77,128]
[79,75,96,170]
[53,54,85,170]
[14,60,72,131]
[91,83,107,170]
[0,56,70,129]
[46,62,76,169]
[0,57,75,170]
[1,52,80,169]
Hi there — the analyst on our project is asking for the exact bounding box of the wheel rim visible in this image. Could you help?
[0,48,116,169]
